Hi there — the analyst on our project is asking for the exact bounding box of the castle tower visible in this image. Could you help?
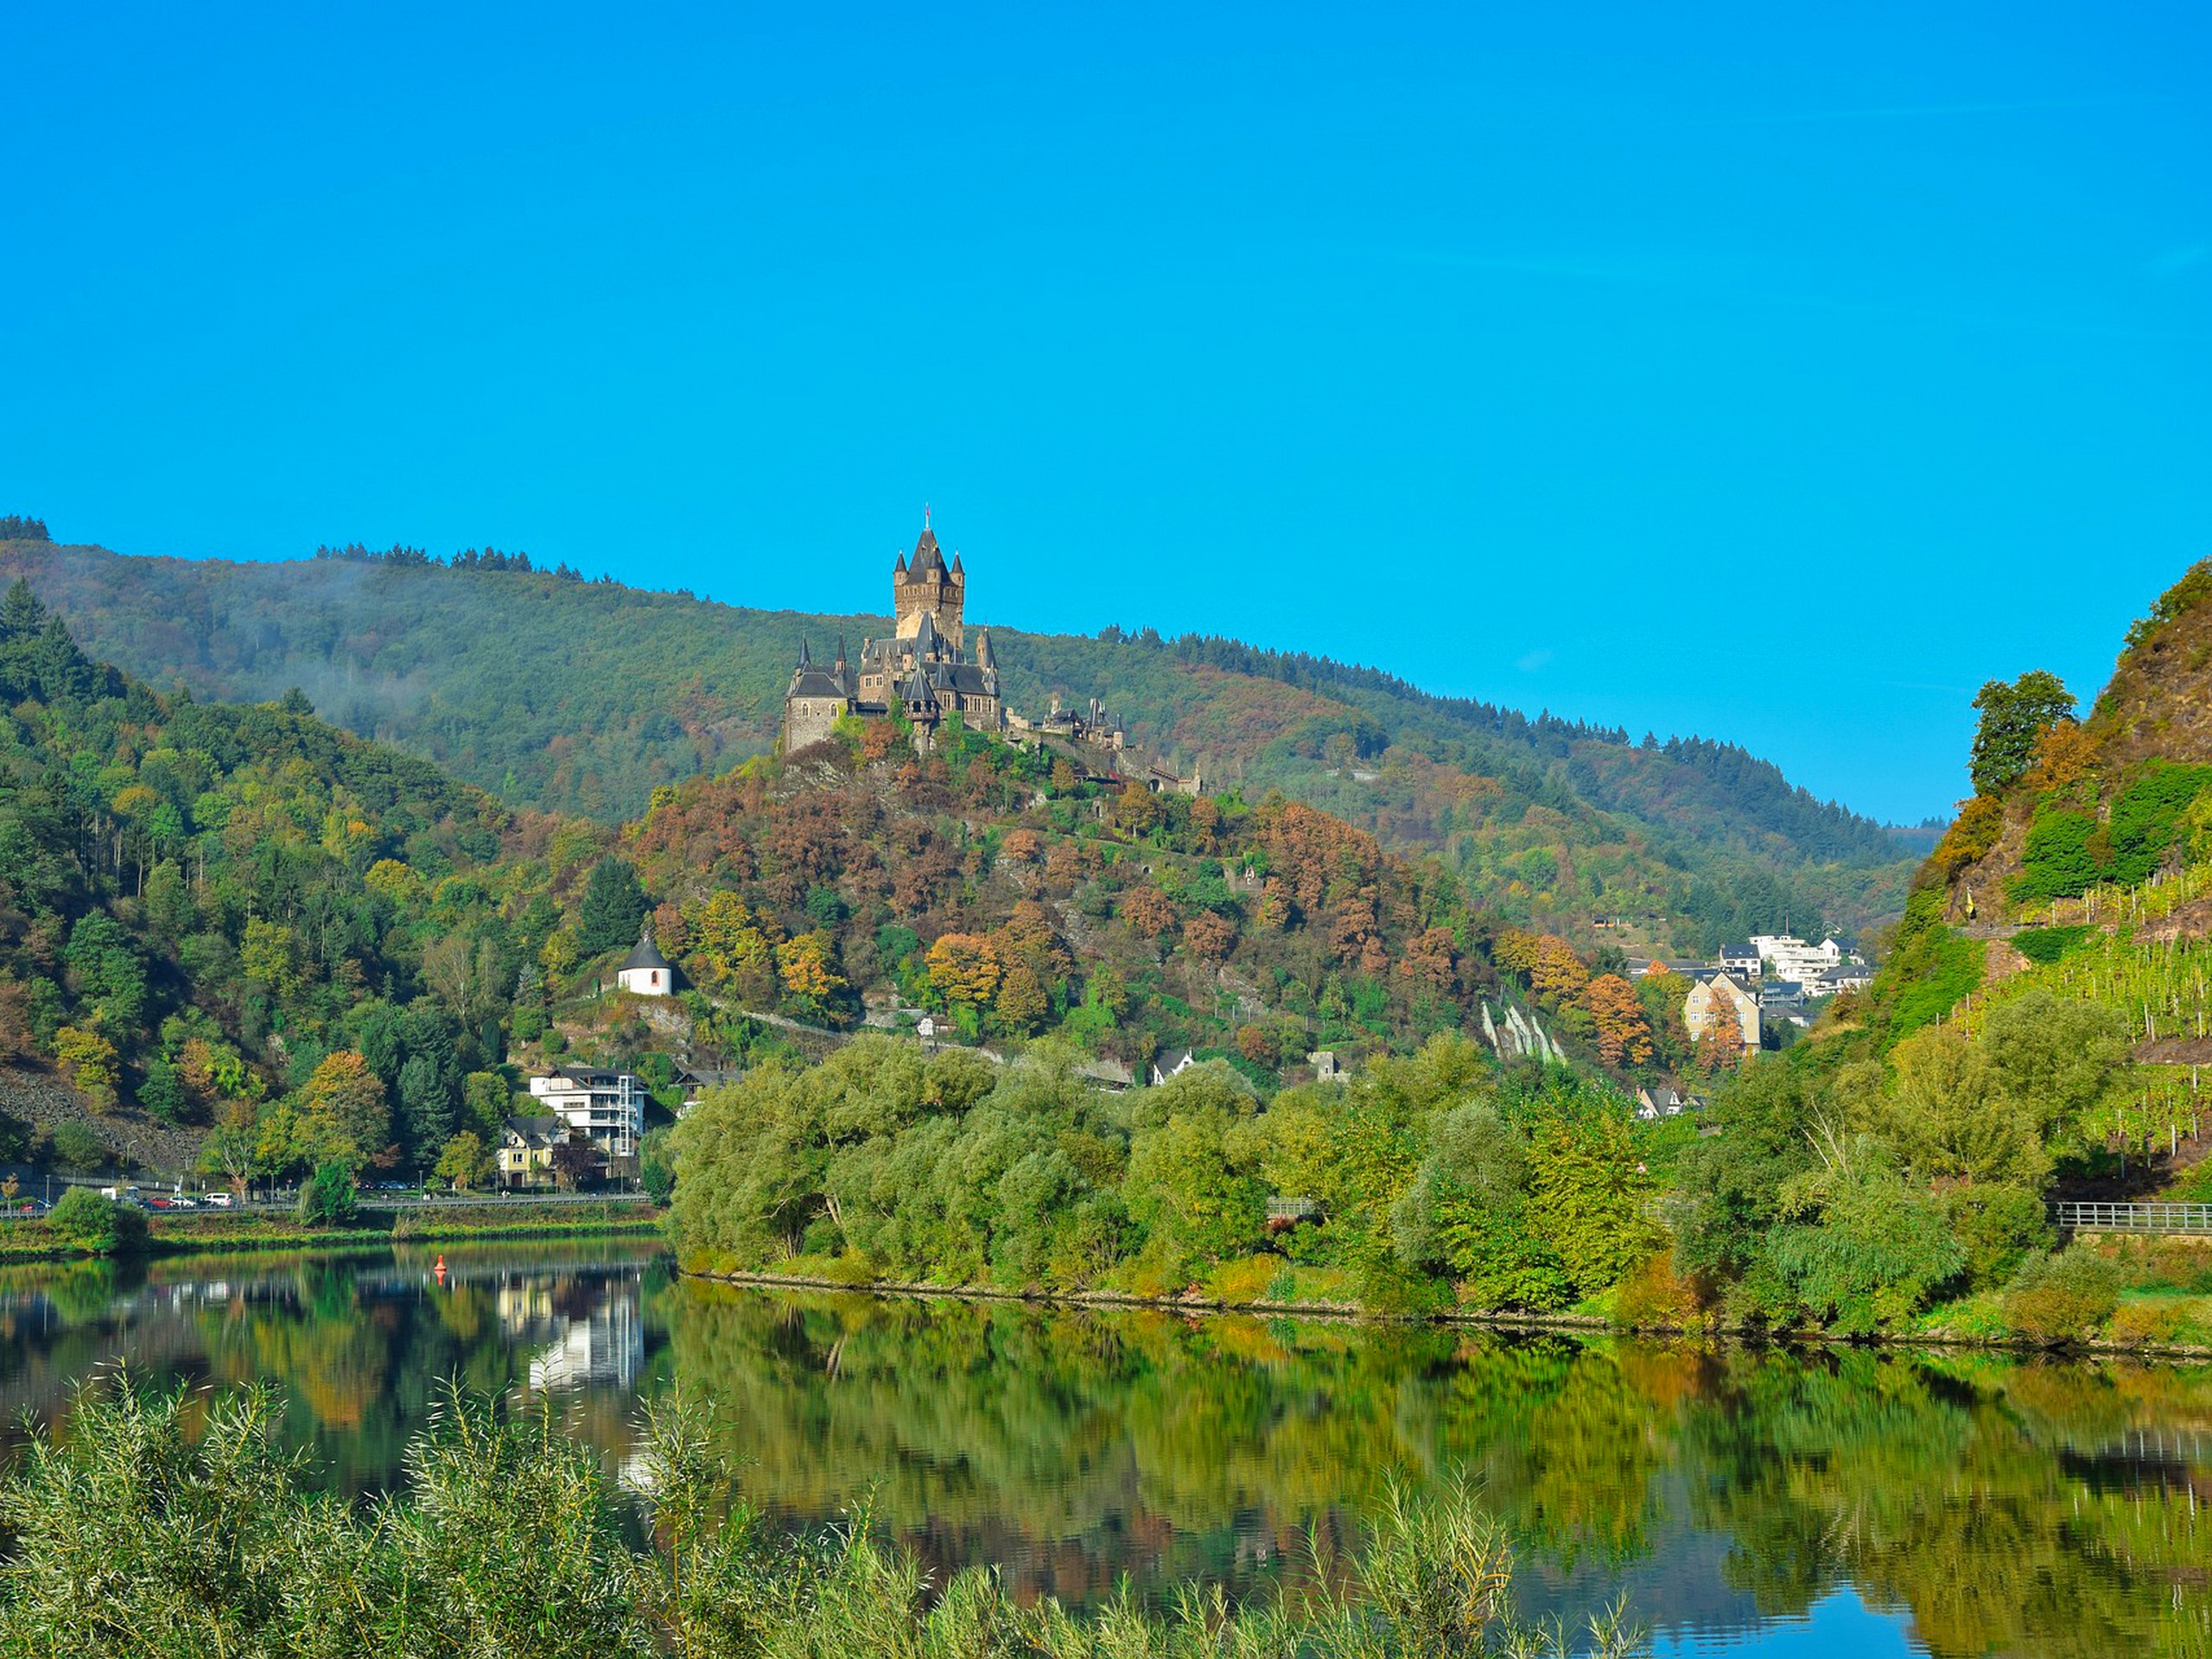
[892,518,965,648]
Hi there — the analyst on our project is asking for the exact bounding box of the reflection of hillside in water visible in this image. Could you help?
[659,1282,2212,1651]
[0,1251,2208,1652]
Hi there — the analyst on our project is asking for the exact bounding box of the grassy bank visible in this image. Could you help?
[0,1200,664,1263]
[0,1378,1640,1659]
[677,1235,2212,1359]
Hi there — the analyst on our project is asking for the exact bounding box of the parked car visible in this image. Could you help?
[202,1192,234,1209]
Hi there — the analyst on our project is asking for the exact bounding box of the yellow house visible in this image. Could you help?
[497,1116,563,1189]
[1684,972,1760,1056]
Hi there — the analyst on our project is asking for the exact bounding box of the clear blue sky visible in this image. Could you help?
[3,3,2204,824]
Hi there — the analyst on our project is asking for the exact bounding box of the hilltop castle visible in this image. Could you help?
[780,515,1202,795]
[781,518,1006,753]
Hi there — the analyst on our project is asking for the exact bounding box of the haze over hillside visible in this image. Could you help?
[0,528,1919,949]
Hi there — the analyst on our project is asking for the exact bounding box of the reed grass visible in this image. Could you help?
[0,1374,1642,1658]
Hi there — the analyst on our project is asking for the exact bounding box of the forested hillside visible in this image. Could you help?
[0,586,1729,1193]
[0,582,619,1181]
[622,714,1713,1085]
[0,531,1916,950]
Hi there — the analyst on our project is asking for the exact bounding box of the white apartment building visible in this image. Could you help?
[527,1067,646,1159]
[1748,934,1848,987]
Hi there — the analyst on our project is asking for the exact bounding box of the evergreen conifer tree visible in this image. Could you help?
[578,859,649,956]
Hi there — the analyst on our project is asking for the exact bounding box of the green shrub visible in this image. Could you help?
[1206,1253,1282,1305]
[2012,809,2101,904]
[46,1188,148,1256]
[2010,925,2093,966]
[2106,1298,2201,1348]
[296,1160,359,1227]
[1940,1184,2051,1289]
[48,1122,108,1173]
[2002,1247,2121,1344]
[2105,762,2212,885]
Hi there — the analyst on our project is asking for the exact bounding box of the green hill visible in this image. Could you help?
[0,532,1916,950]
[0,581,1710,1193]
[0,578,609,1181]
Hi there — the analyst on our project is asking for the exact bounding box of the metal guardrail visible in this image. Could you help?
[2052,1201,2212,1236]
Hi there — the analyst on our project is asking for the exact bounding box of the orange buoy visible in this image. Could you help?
[434,1254,448,1285]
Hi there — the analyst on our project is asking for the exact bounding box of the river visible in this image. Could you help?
[0,1240,2203,1656]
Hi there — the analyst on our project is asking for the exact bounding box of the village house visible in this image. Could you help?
[495,1116,565,1189]
[1683,971,1760,1055]
[1749,933,1858,986]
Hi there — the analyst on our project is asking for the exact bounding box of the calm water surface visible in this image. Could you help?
[0,1242,2205,1657]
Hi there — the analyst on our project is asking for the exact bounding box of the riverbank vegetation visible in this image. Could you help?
[0,1376,1641,1659]
[669,1029,2212,1351]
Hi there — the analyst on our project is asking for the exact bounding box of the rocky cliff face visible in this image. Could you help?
[1925,560,2212,924]
[0,1064,204,1178]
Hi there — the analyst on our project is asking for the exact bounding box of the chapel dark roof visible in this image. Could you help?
[621,931,672,973]
[790,670,848,698]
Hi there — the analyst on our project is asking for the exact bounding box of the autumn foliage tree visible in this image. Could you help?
[1585,974,1654,1066]
[1184,910,1236,962]
[925,934,1001,1011]
[1695,1014,1745,1074]
[1121,887,1177,941]
[774,931,849,1020]
[298,1052,391,1166]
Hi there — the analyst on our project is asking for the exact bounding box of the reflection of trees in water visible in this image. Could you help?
[1678,1347,2212,1658]
[0,1245,663,1501]
[661,1283,2212,1644]
[2,1254,2202,1649]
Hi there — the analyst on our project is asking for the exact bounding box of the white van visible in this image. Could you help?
[202,1192,234,1209]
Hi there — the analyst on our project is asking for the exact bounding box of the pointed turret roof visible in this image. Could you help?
[950,550,964,577]
[796,637,812,668]
[975,628,995,670]
[908,525,946,576]
[900,663,938,709]
[621,928,672,974]
[913,609,939,656]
